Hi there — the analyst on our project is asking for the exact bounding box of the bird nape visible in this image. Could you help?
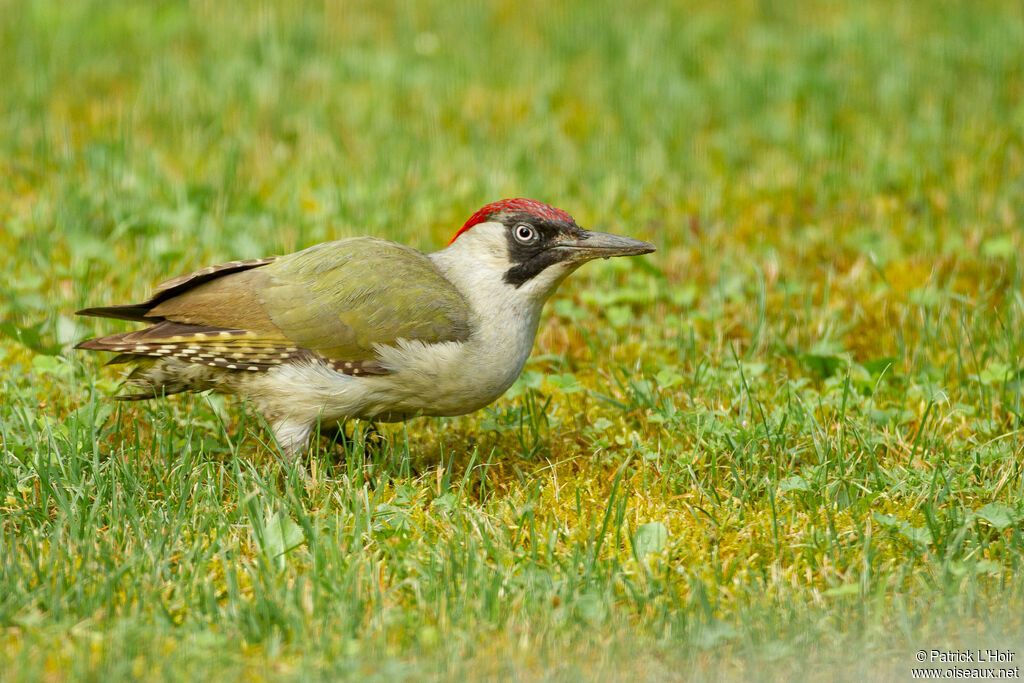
[76,198,656,456]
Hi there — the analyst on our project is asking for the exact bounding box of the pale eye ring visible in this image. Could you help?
[514,224,537,244]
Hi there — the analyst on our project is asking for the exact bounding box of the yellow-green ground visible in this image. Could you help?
[2,0,1023,679]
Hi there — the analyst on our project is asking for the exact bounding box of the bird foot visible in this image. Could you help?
[316,421,386,457]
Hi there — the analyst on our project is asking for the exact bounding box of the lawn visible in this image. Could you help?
[2,0,1024,679]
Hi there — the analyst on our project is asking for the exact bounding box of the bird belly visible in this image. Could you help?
[238,340,525,426]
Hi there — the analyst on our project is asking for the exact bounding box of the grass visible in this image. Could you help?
[2,0,1024,679]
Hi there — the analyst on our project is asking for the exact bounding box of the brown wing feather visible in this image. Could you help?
[75,257,278,323]
[151,257,278,299]
[145,268,284,332]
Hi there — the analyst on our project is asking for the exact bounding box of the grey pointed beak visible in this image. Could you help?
[557,230,656,260]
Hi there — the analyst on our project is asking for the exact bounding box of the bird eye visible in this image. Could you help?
[513,224,538,244]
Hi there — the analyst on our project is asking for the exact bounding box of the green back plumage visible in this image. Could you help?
[259,238,472,359]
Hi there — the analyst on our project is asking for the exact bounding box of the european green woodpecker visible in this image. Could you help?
[76,198,656,455]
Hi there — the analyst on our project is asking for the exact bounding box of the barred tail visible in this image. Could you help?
[77,342,226,400]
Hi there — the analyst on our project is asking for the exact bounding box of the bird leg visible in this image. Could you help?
[315,420,385,453]
[271,419,315,461]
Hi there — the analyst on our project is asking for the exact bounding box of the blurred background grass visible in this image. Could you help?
[1,0,1023,679]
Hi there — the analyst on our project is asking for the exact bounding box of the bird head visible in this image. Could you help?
[439,198,655,304]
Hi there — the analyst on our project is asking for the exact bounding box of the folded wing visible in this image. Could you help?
[76,238,473,375]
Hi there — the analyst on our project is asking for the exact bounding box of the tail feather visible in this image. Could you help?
[115,391,167,401]
[105,353,141,366]
[76,334,132,351]
[81,350,223,401]
[100,356,180,400]
[120,357,224,398]
[76,304,154,323]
